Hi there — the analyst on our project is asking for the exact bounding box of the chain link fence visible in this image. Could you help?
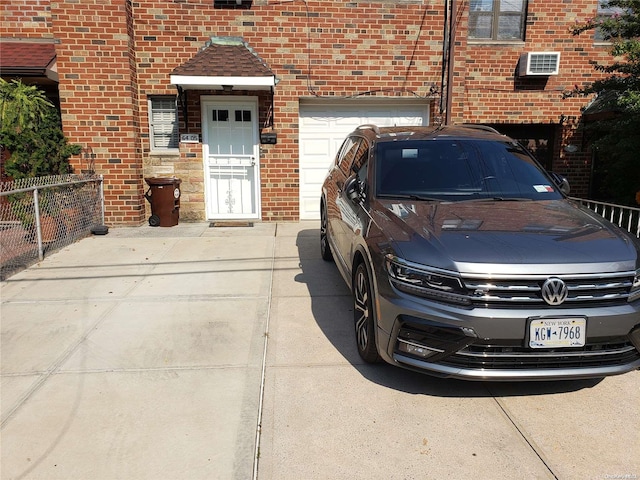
[0,174,104,280]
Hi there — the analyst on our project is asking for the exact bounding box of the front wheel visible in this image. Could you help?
[353,262,381,363]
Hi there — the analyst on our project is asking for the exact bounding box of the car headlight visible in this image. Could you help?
[385,255,471,306]
[630,268,640,303]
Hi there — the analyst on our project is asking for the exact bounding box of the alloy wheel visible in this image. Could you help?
[320,203,333,261]
[354,263,380,363]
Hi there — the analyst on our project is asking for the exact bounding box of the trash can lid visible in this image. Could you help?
[145,177,182,186]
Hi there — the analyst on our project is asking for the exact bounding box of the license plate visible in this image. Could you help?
[529,318,586,348]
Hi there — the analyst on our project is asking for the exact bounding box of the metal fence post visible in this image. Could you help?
[99,174,105,226]
[33,187,44,261]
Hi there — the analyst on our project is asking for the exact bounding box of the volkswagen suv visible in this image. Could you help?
[320,124,640,381]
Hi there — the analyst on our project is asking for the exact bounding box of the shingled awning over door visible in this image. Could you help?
[0,42,58,83]
[170,37,276,90]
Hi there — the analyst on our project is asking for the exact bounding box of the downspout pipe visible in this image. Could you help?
[440,0,449,120]
[445,0,457,125]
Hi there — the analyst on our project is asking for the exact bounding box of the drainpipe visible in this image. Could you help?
[445,0,457,125]
[176,85,187,132]
[440,0,449,120]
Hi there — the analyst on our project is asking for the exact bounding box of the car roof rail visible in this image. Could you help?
[459,123,502,135]
[356,124,380,135]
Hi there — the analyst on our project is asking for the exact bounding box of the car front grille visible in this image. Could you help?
[462,271,635,307]
[440,341,640,370]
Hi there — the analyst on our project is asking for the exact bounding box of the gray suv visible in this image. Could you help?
[320,124,640,381]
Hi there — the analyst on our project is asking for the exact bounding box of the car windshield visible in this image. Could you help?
[374,139,563,202]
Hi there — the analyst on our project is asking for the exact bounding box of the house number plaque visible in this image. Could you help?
[180,133,200,143]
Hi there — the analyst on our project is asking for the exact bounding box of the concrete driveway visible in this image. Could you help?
[1,221,638,480]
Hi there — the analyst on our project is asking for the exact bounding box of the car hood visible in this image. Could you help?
[376,199,640,273]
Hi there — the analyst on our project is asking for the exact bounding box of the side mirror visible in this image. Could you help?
[550,172,570,195]
[344,175,363,203]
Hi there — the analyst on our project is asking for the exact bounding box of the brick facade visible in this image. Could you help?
[1,0,613,224]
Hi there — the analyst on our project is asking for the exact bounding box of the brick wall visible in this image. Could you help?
[129,0,447,222]
[3,0,614,221]
[0,0,53,38]
[47,0,145,225]
[454,0,611,195]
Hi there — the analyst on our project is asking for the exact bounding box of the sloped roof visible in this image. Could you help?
[582,91,622,121]
[170,37,275,90]
[0,42,57,81]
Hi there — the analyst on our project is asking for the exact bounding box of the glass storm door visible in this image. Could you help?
[202,98,260,219]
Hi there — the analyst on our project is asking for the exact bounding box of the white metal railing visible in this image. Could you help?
[572,197,640,238]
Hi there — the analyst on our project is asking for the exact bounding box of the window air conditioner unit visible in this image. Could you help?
[518,52,560,76]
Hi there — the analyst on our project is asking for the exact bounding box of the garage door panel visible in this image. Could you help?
[302,138,331,157]
[301,139,336,173]
[335,115,361,127]
[299,101,430,220]
[299,115,332,128]
[301,196,320,218]
[301,167,329,185]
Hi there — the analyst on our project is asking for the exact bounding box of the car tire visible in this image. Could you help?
[320,202,333,261]
[353,262,381,363]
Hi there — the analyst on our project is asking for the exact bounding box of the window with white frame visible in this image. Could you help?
[149,96,179,151]
[468,0,528,41]
[595,2,625,41]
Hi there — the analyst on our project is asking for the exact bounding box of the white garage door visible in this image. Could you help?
[299,100,430,219]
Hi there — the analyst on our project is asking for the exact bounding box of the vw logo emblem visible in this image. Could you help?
[541,278,568,306]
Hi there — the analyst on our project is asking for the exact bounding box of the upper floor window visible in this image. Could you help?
[468,0,527,41]
[595,2,625,41]
[149,96,179,152]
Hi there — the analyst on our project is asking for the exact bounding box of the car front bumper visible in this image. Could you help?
[374,291,640,381]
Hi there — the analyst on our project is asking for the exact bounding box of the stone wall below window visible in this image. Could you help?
[142,142,206,222]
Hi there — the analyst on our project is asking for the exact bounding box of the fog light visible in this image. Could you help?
[398,340,440,359]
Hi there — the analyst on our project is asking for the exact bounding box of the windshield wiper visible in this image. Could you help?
[457,196,532,203]
[492,197,531,201]
[378,193,441,202]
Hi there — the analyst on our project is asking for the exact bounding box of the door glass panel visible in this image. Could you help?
[235,110,252,122]
[213,110,229,122]
[209,165,255,215]
[209,107,253,156]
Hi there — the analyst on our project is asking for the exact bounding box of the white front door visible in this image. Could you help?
[202,97,260,220]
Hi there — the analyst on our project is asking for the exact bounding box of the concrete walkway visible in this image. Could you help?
[1,222,638,480]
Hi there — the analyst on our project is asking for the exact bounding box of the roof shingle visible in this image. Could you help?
[0,42,56,72]
[171,38,273,78]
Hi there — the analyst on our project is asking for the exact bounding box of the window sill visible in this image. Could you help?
[467,40,525,47]
[149,149,180,157]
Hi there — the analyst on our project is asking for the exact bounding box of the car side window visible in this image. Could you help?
[337,137,362,176]
[352,139,369,172]
[353,139,369,183]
